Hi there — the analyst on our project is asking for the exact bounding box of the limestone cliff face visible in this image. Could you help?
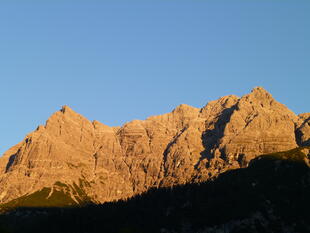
[296,113,310,146]
[216,87,298,165]
[0,87,308,204]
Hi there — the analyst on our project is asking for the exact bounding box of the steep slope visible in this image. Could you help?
[0,181,91,212]
[0,87,308,206]
[1,146,309,233]
[296,113,310,146]
[212,87,298,165]
[0,106,133,204]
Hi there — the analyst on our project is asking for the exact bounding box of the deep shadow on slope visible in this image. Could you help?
[200,105,237,161]
[0,148,309,233]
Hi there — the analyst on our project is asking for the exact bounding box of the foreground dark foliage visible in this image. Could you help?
[0,148,309,233]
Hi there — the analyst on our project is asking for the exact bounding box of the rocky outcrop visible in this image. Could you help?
[0,87,307,205]
[215,87,298,165]
[296,113,310,146]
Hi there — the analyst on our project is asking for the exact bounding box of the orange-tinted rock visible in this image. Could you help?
[0,87,304,204]
[296,113,310,146]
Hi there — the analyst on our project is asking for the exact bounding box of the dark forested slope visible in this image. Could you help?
[0,147,309,233]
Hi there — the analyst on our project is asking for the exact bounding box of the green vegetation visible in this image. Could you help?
[0,187,76,212]
[79,178,91,188]
[71,182,92,204]
[54,181,68,188]
[260,146,309,163]
[0,181,93,213]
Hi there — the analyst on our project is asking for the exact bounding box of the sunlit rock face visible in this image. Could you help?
[0,87,307,204]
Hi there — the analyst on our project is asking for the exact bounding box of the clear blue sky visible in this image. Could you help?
[0,1,309,154]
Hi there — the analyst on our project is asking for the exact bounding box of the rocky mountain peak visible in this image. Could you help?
[173,104,199,114]
[239,86,275,109]
[44,105,94,139]
[236,87,298,123]
[0,87,308,206]
[251,86,272,96]
[61,105,73,113]
[199,95,239,119]
[299,113,310,121]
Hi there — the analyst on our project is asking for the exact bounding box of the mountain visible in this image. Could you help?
[0,87,309,207]
[1,146,309,233]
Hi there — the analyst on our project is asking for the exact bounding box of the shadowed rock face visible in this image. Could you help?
[0,87,308,204]
[296,113,310,146]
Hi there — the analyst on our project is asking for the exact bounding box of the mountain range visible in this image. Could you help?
[2,146,309,233]
[0,87,309,208]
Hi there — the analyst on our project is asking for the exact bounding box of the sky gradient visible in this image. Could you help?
[0,1,309,154]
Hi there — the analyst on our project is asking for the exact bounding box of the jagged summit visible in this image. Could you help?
[200,94,239,117]
[251,86,272,95]
[60,105,77,114]
[47,105,83,124]
[0,87,309,206]
[173,104,199,113]
[240,86,275,106]
[299,113,310,121]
